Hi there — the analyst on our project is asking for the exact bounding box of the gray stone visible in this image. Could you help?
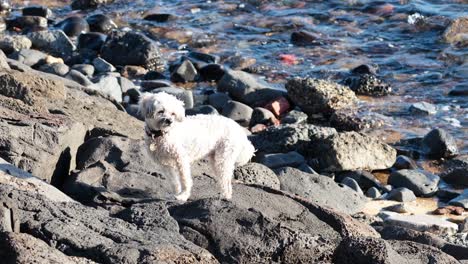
[384,214,459,235]
[208,92,230,111]
[249,107,277,127]
[437,181,463,200]
[276,167,366,214]
[0,49,9,70]
[366,187,381,199]
[117,76,136,93]
[388,170,440,197]
[281,109,308,124]
[421,128,459,159]
[449,189,468,209]
[7,16,47,31]
[152,87,193,109]
[71,64,94,76]
[171,59,198,83]
[296,163,318,174]
[38,62,69,76]
[286,77,358,116]
[335,170,383,191]
[409,102,437,115]
[258,151,305,169]
[383,204,410,214]
[92,57,115,73]
[186,105,219,116]
[141,80,173,91]
[9,49,47,67]
[0,35,32,54]
[387,187,417,202]
[27,30,76,59]
[66,69,93,86]
[91,74,122,102]
[392,155,418,170]
[442,155,468,186]
[221,100,253,126]
[341,177,364,195]
[314,132,397,172]
[234,162,280,189]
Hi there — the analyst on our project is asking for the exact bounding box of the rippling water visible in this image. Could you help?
[9,0,468,152]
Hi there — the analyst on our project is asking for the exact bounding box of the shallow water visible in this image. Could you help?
[9,0,468,152]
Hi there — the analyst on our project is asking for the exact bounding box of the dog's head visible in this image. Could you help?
[138,92,185,133]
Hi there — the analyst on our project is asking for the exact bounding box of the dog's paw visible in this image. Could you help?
[175,192,190,202]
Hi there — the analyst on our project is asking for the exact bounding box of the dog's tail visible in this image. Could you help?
[236,139,256,166]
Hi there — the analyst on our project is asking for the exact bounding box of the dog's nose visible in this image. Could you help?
[163,118,172,125]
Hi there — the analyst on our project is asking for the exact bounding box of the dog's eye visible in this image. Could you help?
[171,113,175,116]
[158,110,164,114]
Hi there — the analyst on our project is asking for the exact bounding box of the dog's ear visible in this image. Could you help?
[138,93,155,118]
[174,99,185,122]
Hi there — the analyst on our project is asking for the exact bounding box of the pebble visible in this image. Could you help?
[388,169,440,197]
[170,60,198,83]
[258,151,305,169]
[366,187,381,199]
[386,187,417,202]
[341,177,364,195]
[392,155,418,170]
[409,102,437,115]
[221,100,253,126]
[72,64,95,77]
[93,57,115,73]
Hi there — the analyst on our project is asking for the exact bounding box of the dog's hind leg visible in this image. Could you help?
[213,144,238,200]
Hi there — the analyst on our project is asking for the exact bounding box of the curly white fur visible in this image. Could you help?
[139,92,255,201]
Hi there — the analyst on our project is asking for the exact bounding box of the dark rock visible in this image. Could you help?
[152,87,193,108]
[141,80,172,91]
[144,13,176,22]
[313,132,397,172]
[142,70,165,80]
[441,155,468,186]
[437,182,463,200]
[388,170,440,197]
[71,63,94,77]
[233,162,280,189]
[341,177,364,195]
[249,107,277,127]
[77,32,106,51]
[101,31,164,71]
[221,100,253,126]
[343,70,392,96]
[170,59,197,83]
[291,30,321,46]
[366,187,381,198]
[27,30,75,59]
[56,16,89,37]
[409,102,437,115]
[123,88,140,104]
[421,128,459,159]
[281,109,308,124]
[22,6,53,18]
[449,83,468,96]
[71,0,114,10]
[93,57,115,72]
[7,16,47,31]
[9,49,47,67]
[117,76,135,93]
[286,77,358,116]
[392,155,418,170]
[0,35,32,54]
[199,63,224,82]
[185,105,218,116]
[386,187,417,202]
[188,51,219,64]
[86,14,117,33]
[276,167,366,214]
[257,151,305,169]
[208,92,230,111]
[330,110,370,131]
[38,62,70,77]
[66,69,93,86]
[335,170,383,191]
[91,74,122,102]
[125,104,141,120]
[449,189,468,209]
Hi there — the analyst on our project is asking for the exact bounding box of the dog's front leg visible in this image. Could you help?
[174,154,193,202]
[162,165,181,194]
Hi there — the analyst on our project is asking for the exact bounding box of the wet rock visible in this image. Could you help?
[441,155,468,186]
[249,107,278,127]
[281,109,308,124]
[392,155,418,170]
[250,123,337,154]
[449,83,468,96]
[22,6,53,18]
[221,100,253,126]
[187,51,219,65]
[217,70,284,106]
[409,101,437,115]
[343,68,392,96]
[437,182,463,200]
[92,57,115,73]
[101,31,164,71]
[56,16,89,37]
[141,80,172,91]
[0,35,32,54]
[208,92,230,111]
[199,63,224,82]
[66,69,93,86]
[185,105,218,116]
[313,132,397,172]
[421,128,459,159]
[386,187,417,202]
[286,77,358,116]
[9,48,47,67]
[443,16,468,46]
[77,32,106,51]
[449,189,468,209]
[384,214,459,236]
[71,0,114,10]
[144,13,176,22]
[341,177,364,195]
[257,151,305,169]
[38,62,70,77]
[86,14,117,33]
[329,110,370,131]
[263,96,290,117]
[335,170,383,191]
[366,187,381,199]
[388,169,440,197]
[7,16,47,31]
[91,74,122,102]
[291,30,321,46]
[233,162,280,189]
[152,87,193,108]
[71,63,94,77]
[170,59,197,83]
[142,70,165,80]
[276,167,366,214]
[27,30,76,59]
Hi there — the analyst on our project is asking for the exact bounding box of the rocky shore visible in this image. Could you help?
[0,1,467,263]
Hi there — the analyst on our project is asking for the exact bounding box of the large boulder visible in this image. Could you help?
[100,31,164,71]
[442,155,468,186]
[421,128,459,159]
[27,30,76,59]
[313,132,397,172]
[286,77,357,116]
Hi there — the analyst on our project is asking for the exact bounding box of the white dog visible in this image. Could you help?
[139,92,255,201]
